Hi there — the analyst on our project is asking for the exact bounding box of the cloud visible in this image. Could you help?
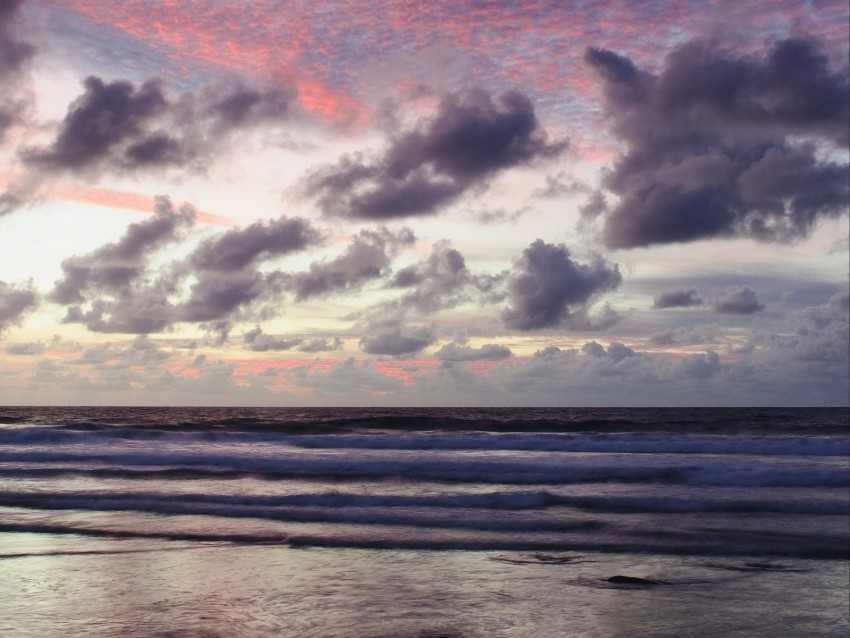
[298,336,343,353]
[283,357,406,397]
[243,325,302,351]
[303,88,565,219]
[21,75,296,177]
[652,288,703,308]
[389,240,497,314]
[4,341,44,355]
[0,0,34,80]
[285,227,415,301]
[180,216,323,324]
[0,280,37,335]
[713,286,765,314]
[434,336,512,361]
[676,350,722,379]
[502,240,621,330]
[647,324,722,346]
[190,216,321,272]
[24,77,170,173]
[359,324,437,356]
[532,172,590,199]
[242,327,345,353]
[50,196,195,305]
[51,197,323,333]
[759,290,849,363]
[0,0,35,144]
[585,37,849,248]
[582,340,638,363]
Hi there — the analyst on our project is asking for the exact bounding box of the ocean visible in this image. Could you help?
[0,406,847,637]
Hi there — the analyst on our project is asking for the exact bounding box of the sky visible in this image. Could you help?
[0,0,847,406]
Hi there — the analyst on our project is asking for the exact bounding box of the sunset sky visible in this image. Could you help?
[0,0,847,406]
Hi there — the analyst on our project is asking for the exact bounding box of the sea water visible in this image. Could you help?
[0,406,847,637]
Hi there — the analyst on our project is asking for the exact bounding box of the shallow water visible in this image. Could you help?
[1,540,847,637]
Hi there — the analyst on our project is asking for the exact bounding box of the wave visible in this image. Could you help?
[0,519,845,559]
[1,426,847,457]
[1,488,846,516]
[2,406,848,435]
[1,448,847,487]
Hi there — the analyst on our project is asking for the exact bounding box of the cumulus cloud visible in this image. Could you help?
[761,290,849,363]
[303,88,565,219]
[582,340,638,363]
[298,336,343,353]
[359,323,437,356]
[190,216,321,272]
[243,325,302,351]
[21,75,295,178]
[0,280,37,335]
[50,196,195,306]
[179,215,322,324]
[434,335,512,361]
[51,196,323,333]
[24,77,170,173]
[585,37,849,248]
[0,0,34,141]
[647,324,722,346]
[713,286,765,314]
[502,240,621,330]
[4,341,44,355]
[652,288,704,309]
[285,227,415,301]
[0,0,34,79]
[242,326,342,353]
[389,240,498,314]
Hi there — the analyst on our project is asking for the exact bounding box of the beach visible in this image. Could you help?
[0,406,847,636]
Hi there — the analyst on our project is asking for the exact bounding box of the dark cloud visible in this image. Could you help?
[24,77,170,173]
[0,0,35,80]
[50,196,195,305]
[434,337,512,362]
[652,288,703,309]
[713,286,765,314]
[389,241,481,314]
[285,227,415,301]
[0,191,25,217]
[178,270,270,324]
[48,194,327,333]
[359,324,436,356]
[502,240,621,330]
[304,88,565,219]
[585,37,849,248]
[63,285,180,335]
[582,340,637,363]
[243,326,344,353]
[784,291,849,362]
[3,341,43,355]
[243,325,302,352]
[677,351,721,379]
[647,324,721,346]
[0,0,35,149]
[22,75,296,177]
[577,190,608,227]
[179,216,323,324]
[190,217,321,272]
[200,83,294,130]
[0,279,37,334]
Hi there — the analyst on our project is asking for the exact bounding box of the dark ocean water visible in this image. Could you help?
[0,406,848,637]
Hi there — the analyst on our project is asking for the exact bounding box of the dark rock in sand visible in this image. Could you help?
[606,575,665,585]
